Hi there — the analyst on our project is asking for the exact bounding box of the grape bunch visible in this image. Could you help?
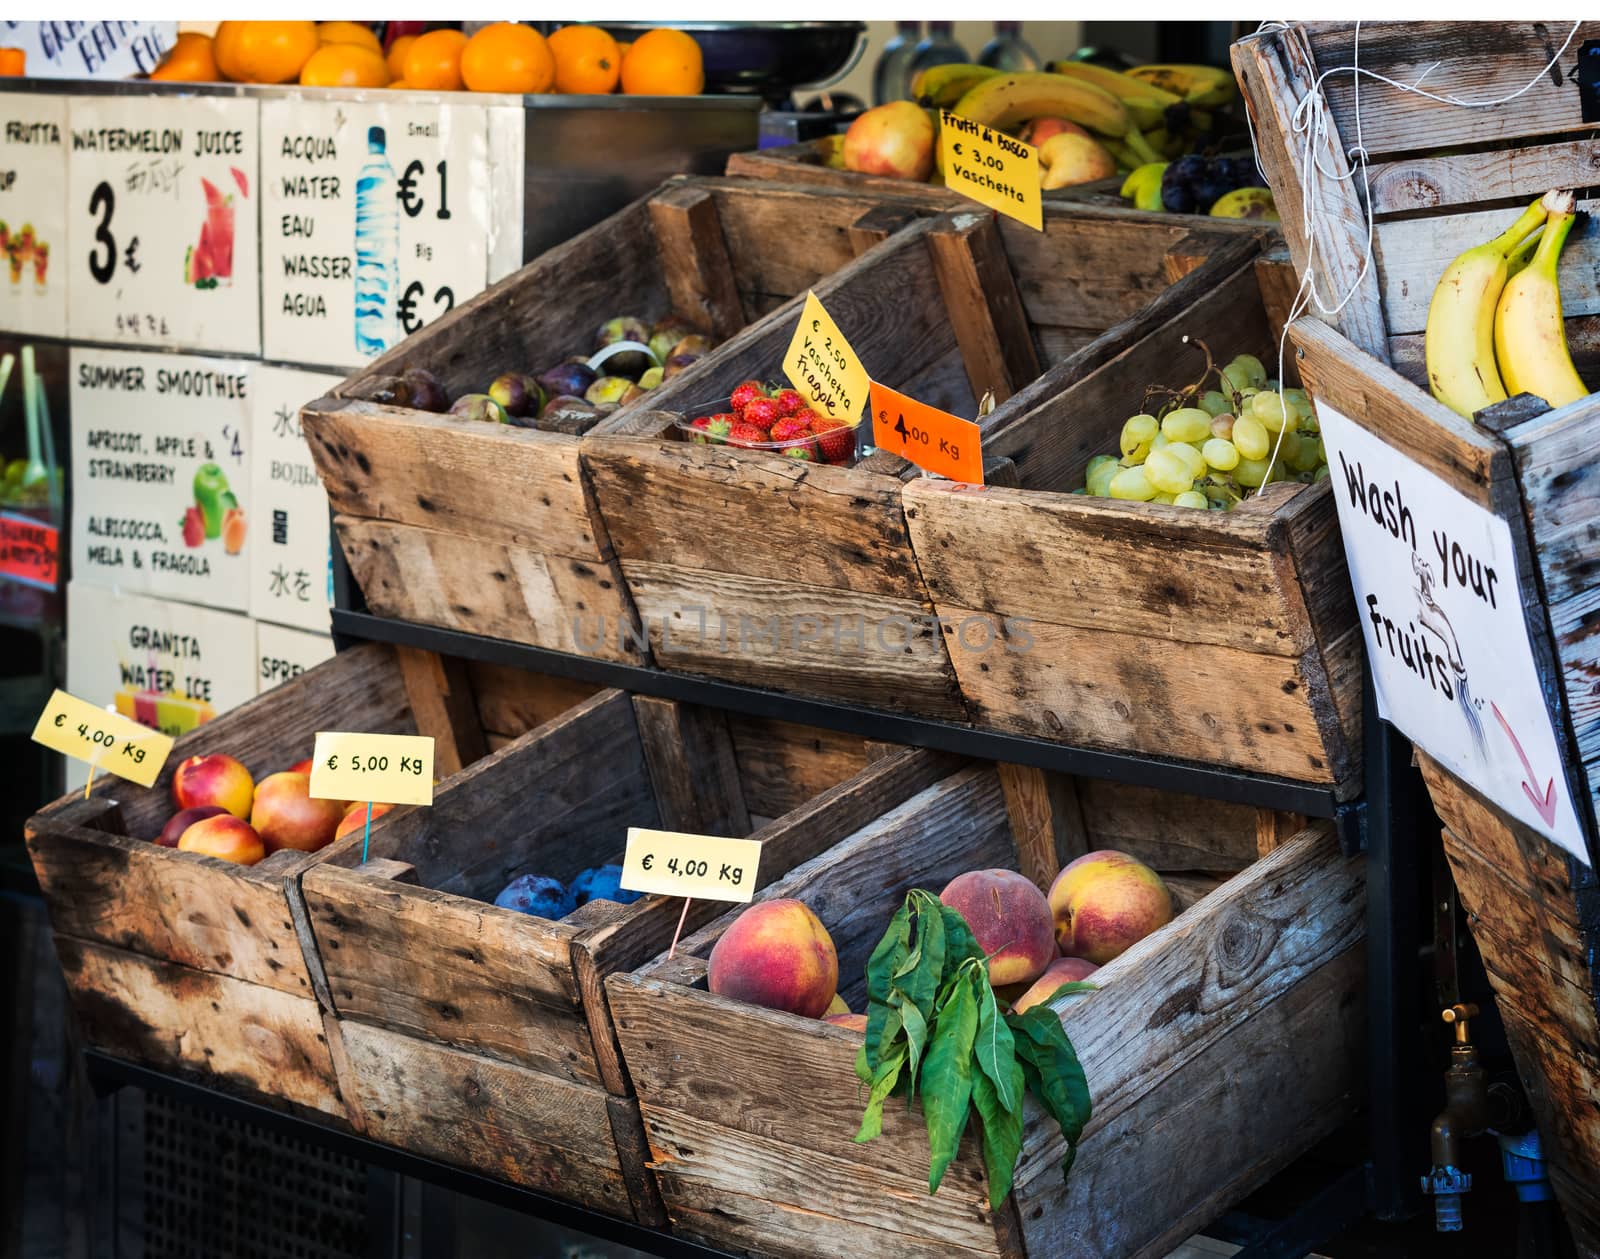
[1081,346,1330,511]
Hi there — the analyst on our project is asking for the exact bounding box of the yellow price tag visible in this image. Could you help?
[620,828,762,903]
[310,732,435,806]
[32,689,175,787]
[939,111,1043,231]
[783,291,871,427]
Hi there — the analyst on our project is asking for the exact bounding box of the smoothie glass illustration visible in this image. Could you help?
[32,241,47,292]
[5,242,20,288]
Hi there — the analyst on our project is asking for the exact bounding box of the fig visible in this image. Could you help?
[669,334,712,359]
[538,395,605,435]
[402,366,449,412]
[663,351,704,379]
[345,374,414,406]
[449,393,509,424]
[637,366,665,391]
[593,316,652,378]
[537,360,596,401]
[648,329,681,363]
[488,372,543,419]
[618,384,647,407]
[585,375,635,406]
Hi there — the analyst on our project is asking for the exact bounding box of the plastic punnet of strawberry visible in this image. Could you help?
[676,388,860,467]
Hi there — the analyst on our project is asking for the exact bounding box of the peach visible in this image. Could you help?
[334,801,394,842]
[708,898,838,1019]
[287,757,313,775]
[940,869,1056,987]
[842,100,935,182]
[1049,850,1173,965]
[825,992,850,1017]
[171,753,254,819]
[825,1012,869,1033]
[1021,116,1089,146]
[1039,133,1117,190]
[178,814,265,865]
[1011,957,1099,1014]
[156,804,228,848]
[250,771,346,854]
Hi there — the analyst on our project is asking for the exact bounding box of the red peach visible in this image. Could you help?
[250,771,346,854]
[708,898,838,1019]
[940,868,1056,987]
[1011,957,1100,1014]
[178,814,266,865]
[171,753,254,819]
[156,805,228,848]
[825,1013,869,1033]
[334,801,394,842]
[1049,850,1173,965]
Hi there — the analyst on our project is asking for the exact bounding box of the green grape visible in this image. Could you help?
[1168,441,1206,481]
[1235,456,1271,488]
[1109,464,1158,501]
[1162,408,1212,444]
[1086,453,1117,480]
[1233,415,1270,460]
[1151,431,1171,450]
[1086,460,1118,497]
[1152,491,1176,504]
[1202,437,1240,471]
[1299,408,1320,434]
[1288,431,1322,473]
[1210,413,1235,440]
[1230,353,1267,389]
[1202,478,1240,508]
[1264,379,1280,392]
[1313,463,1330,482]
[1144,447,1193,495]
[1220,362,1253,398]
[1199,390,1231,417]
[1173,490,1209,509]
[1250,391,1290,433]
[1120,414,1158,461]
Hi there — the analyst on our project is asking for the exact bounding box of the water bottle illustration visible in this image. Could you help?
[354,125,399,358]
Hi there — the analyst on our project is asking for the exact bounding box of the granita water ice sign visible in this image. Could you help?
[1317,400,1588,864]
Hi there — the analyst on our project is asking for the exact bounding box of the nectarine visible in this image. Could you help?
[172,753,254,819]
[825,1012,869,1032]
[334,801,393,842]
[1011,957,1099,1014]
[250,771,346,854]
[708,898,838,1019]
[177,814,266,865]
[1049,850,1173,965]
[940,868,1056,987]
[156,805,228,848]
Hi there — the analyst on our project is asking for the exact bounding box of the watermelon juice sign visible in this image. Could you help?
[1317,400,1590,865]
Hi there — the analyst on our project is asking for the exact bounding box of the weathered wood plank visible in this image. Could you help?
[53,936,346,1120]
[1509,393,1600,607]
[928,210,1041,404]
[1074,779,1259,873]
[726,714,868,818]
[997,763,1087,890]
[333,515,644,664]
[632,696,751,837]
[393,646,487,778]
[1367,136,1600,216]
[648,184,746,343]
[846,204,918,257]
[338,1019,636,1216]
[466,659,601,738]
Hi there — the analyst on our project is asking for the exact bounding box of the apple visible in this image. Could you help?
[842,101,935,182]
[156,805,228,848]
[171,753,254,819]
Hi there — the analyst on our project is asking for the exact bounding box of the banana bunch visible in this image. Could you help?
[1121,162,1166,212]
[1123,63,1237,109]
[946,71,1162,163]
[1426,189,1590,419]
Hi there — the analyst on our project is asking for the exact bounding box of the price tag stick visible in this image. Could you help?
[359,800,375,865]
[667,895,693,959]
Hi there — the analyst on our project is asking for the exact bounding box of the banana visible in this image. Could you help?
[1424,196,1547,419]
[1210,187,1278,221]
[1125,63,1237,108]
[1046,60,1180,131]
[912,62,999,108]
[1495,189,1590,410]
[949,71,1135,144]
[1120,162,1167,212]
[1506,226,1543,280]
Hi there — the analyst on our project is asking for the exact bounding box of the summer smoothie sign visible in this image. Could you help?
[260,99,494,370]
[65,95,260,354]
[0,93,67,338]
[1317,400,1590,864]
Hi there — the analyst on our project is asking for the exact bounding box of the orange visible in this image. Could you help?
[459,22,553,94]
[300,42,388,88]
[150,32,218,82]
[385,33,416,81]
[620,27,703,96]
[387,78,413,90]
[402,28,468,91]
[0,48,23,76]
[213,21,318,84]
[547,25,620,94]
[317,21,381,54]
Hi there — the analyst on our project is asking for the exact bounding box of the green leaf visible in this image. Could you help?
[863,902,912,1074]
[1008,1005,1093,1173]
[921,970,979,1194]
[973,982,1020,1114]
[854,1042,907,1144]
[1031,981,1098,1009]
[970,1056,1026,1209]
[904,900,946,1022]
[901,996,930,1097]
[940,904,985,968]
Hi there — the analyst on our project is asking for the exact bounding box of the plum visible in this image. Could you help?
[537,360,596,401]
[402,366,449,412]
[570,864,643,907]
[494,873,575,920]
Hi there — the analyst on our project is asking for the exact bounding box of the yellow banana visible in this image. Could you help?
[1495,189,1590,411]
[1126,63,1237,108]
[912,62,999,108]
[1424,196,1547,419]
[1506,226,1543,280]
[949,71,1134,143]
[1120,161,1167,212]
[1046,60,1180,130]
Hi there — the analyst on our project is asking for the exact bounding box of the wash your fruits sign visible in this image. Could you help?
[1317,401,1589,865]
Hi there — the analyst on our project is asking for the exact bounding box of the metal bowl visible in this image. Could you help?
[600,22,866,104]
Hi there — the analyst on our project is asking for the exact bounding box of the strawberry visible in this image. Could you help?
[730,380,767,413]
[728,421,771,447]
[774,388,805,416]
[782,445,816,462]
[742,397,781,429]
[688,416,713,444]
[180,504,205,548]
[811,419,855,465]
[769,417,810,443]
[706,413,736,443]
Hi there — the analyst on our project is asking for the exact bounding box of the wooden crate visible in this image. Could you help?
[301,176,936,665]
[581,207,1270,717]
[1235,21,1600,1244]
[21,641,578,1123]
[607,765,1365,1258]
[299,690,962,1222]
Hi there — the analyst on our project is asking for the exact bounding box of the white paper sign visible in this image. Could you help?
[255,619,335,695]
[2,21,176,80]
[1318,400,1589,864]
[0,93,68,337]
[66,94,260,354]
[260,98,492,369]
[70,346,252,613]
[250,364,341,633]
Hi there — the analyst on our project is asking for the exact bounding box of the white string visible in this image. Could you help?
[1251,19,1581,486]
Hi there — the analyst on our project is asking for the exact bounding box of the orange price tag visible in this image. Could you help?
[870,383,984,485]
[0,513,59,590]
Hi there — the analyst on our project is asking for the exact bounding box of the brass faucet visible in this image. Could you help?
[1421,1004,1488,1231]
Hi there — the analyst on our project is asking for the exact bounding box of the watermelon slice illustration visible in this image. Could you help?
[189,177,235,287]
[231,166,249,199]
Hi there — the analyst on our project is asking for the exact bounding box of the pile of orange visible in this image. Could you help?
[149,22,704,96]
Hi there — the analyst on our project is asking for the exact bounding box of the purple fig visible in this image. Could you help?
[648,329,681,363]
[618,384,647,407]
[346,374,414,406]
[488,372,543,419]
[593,316,652,378]
[585,375,635,406]
[402,366,449,412]
[669,334,712,358]
[537,360,597,401]
[449,393,509,424]
[637,366,665,391]
[662,351,704,379]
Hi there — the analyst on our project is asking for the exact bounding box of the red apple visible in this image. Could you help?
[841,101,935,182]
[156,805,228,848]
[171,753,255,819]
[250,771,346,854]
